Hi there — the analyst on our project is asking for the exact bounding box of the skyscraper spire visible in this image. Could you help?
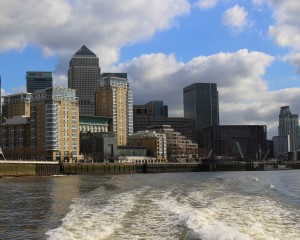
[68,46,100,116]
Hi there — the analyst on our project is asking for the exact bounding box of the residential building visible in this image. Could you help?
[96,73,133,145]
[183,83,219,147]
[2,93,31,119]
[26,71,53,93]
[203,125,268,160]
[128,130,167,160]
[278,106,300,152]
[30,87,79,162]
[68,45,101,116]
[147,125,198,162]
[0,116,31,159]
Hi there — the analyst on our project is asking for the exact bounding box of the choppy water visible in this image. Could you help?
[0,171,300,240]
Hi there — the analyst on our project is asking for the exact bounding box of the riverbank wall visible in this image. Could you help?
[1,161,299,177]
[0,163,60,177]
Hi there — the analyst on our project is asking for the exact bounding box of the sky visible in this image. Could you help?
[1,0,300,139]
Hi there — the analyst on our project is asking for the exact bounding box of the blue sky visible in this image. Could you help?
[1,0,300,138]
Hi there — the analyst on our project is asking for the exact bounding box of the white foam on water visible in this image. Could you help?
[156,188,300,240]
[46,180,300,240]
[46,188,140,240]
[155,190,252,240]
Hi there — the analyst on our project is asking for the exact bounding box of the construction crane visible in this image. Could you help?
[235,142,244,159]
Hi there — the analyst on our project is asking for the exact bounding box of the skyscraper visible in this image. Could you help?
[183,83,219,147]
[26,71,53,93]
[68,45,100,116]
[278,106,299,152]
[96,73,133,145]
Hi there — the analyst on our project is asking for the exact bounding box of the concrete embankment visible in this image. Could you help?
[0,161,260,177]
[61,162,247,174]
[0,162,60,177]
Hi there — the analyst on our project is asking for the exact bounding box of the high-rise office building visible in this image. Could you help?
[68,45,101,116]
[26,71,53,93]
[183,83,219,147]
[278,106,300,152]
[96,73,133,145]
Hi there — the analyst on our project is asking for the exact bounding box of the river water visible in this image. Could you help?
[0,170,300,240]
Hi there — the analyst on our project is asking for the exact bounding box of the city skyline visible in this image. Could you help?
[1,1,300,139]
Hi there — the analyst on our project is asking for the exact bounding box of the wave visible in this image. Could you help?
[46,178,300,240]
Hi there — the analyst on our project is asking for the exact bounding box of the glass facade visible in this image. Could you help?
[26,71,53,93]
[183,83,219,147]
[68,45,100,116]
[278,106,300,152]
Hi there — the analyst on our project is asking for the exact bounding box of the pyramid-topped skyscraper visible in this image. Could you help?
[68,45,100,116]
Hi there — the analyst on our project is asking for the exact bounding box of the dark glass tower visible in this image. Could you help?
[26,71,53,93]
[68,45,101,116]
[183,83,219,147]
[145,100,168,117]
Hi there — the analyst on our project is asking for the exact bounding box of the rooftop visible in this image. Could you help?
[74,45,96,56]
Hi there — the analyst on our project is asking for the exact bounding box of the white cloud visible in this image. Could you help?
[268,0,300,50]
[196,0,218,10]
[115,49,300,138]
[114,49,295,139]
[0,0,190,69]
[222,5,249,32]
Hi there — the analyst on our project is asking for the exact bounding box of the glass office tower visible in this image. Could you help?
[68,45,100,116]
[26,71,53,93]
[183,83,219,147]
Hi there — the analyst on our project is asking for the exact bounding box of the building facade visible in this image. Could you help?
[145,100,168,117]
[80,132,117,162]
[2,93,31,119]
[183,83,219,147]
[147,125,198,162]
[272,135,290,159]
[128,130,167,160]
[0,116,31,159]
[96,73,133,145]
[30,87,79,162]
[203,125,268,160]
[133,104,194,142]
[278,106,300,152]
[26,71,53,93]
[79,116,110,133]
[68,45,101,116]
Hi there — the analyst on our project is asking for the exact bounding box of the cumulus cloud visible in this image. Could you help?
[268,0,300,50]
[0,0,190,69]
[222,5,249,32]
[196,0,218,10]
[114,49,297,138]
